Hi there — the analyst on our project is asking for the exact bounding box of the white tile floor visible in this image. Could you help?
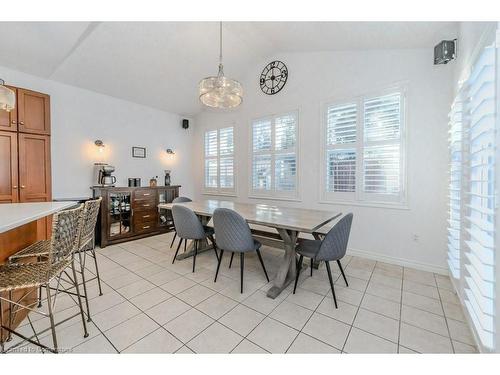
[6,232,478,354]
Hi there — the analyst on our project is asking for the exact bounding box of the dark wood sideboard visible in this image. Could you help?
[92,185,180,248]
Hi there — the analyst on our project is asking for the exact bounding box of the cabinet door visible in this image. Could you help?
[17,89,50,135]
[0,86,18,132]
[0,131,19,203]
[18,133,51,202]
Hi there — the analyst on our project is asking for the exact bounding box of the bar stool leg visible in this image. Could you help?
[45,284,58,353]
[0,297,4,352]
[71,260,89,338]
[91,249,104,296]
[77,251,92,322]
[7,291,12,341]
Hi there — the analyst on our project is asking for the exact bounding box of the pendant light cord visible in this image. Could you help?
[219,21,223,64]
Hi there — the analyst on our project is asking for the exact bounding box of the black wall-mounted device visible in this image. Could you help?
[434,39,457,65]
[182,119,189,129]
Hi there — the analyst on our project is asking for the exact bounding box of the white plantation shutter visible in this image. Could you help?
[462,45,496,350]
[251,112,298,197]
[362,93,403,202]
[325,103,357,196]
[447,95,465,279]
[204,127,235,193]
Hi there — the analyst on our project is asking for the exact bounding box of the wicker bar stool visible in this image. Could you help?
[0,204,88,353]
[8,198,104,322]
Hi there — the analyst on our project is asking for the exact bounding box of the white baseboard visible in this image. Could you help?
[347,247,449,275]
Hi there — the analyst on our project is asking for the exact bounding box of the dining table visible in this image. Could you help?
[158,199,341,299]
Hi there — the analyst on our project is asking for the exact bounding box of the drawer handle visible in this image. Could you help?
[143,193,151,196]
[142,215,150,218]
[143,225,151,229]
[143,204,150,207]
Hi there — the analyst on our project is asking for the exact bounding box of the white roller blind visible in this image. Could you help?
[362,93,402,197]
[462,45,496,350]
[447,95,464,279]
[204,127,235,193]
[251,112,298,196]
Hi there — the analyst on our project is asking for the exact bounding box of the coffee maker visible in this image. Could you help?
[94,163,116,186]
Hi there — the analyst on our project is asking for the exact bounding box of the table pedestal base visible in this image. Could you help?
[266,228,298,299]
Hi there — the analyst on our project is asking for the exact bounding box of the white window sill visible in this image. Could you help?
[202,191,238,198]
[318,199,409,211]
[248,194,302,203]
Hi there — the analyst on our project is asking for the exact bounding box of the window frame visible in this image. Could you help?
[202,125,237,197]
[248,110,300,201]
[320,84,408,208]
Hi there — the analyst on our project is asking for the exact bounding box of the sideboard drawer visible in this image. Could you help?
[134,210,157,223]
[134,220,157,233]
[133,198,155,210]
[134,189,155,199]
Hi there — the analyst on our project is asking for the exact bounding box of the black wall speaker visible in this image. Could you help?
[182,119,189,129]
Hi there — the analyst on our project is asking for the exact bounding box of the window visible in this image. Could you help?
[204,127,235,194]
[251,112,298,198]
[322,88,406,205]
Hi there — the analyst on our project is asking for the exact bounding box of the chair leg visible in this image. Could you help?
[192,240,198,273]
[293,255,304,294]
[255,249,269,282]
[7,291,12,341]
[310,258,314,277]
[45,284,58,353]
[37,285,43,308]
[184,239,187,253]
[337,260,348,287]
[170,231,177,248]
[91,248,104,296]
[71,260,89,338]
[208,235,219,261]
[325,261,338,309]
[240,253,244,293]
[229,252,234,268]
[78,251,92,322]
[214,250,224,282]
[172,238,183,264]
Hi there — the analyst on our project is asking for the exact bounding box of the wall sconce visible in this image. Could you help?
[95,140,105,153]
[166,148,175,155]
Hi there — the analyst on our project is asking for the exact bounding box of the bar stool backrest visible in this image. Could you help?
[316,213,353,262]
[171,205,205,240]
[78,198,102,250]
[213,208,255,253]
[49,204,84,264]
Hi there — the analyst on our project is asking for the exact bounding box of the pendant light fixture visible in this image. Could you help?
[199,22,243,109]
[0,78,16,112]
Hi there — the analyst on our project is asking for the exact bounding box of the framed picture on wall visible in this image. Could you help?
[132,146,146,158]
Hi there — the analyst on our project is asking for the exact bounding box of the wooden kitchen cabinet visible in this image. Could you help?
[0,86,17,132]
[17,88,51,135]
[0,86,52,238]
[0,131,19,203]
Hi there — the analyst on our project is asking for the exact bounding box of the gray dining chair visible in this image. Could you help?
[293,213,353,309]
[171,204,218,272]
[213,208,269,293]
[169,196,192,249]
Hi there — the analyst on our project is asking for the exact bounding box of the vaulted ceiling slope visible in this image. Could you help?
[0,22,458,115]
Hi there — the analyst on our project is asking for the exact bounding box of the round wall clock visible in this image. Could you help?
[260,61,288,95]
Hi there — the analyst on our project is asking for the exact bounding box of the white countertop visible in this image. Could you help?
[0,201,78,234]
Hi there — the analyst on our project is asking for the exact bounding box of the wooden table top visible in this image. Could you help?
[158,199,341,234]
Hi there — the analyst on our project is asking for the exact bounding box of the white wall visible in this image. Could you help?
[0,65,194,199]
[193,48,454,273]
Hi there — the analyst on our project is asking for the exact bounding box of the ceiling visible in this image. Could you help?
[0,22,458,115]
